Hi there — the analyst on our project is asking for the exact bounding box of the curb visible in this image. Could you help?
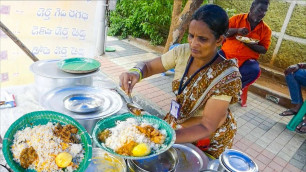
[249,83,292,109]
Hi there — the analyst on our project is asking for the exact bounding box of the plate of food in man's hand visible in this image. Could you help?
[236,35,259,44]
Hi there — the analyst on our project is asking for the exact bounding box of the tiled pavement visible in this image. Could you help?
[97,36,306,172]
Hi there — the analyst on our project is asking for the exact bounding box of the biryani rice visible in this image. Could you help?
[104,118,167,152]
[11,122,84,172]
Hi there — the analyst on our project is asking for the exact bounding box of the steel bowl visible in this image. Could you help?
[85,148,127,172]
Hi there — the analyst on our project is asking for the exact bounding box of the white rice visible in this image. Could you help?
[104,118,167,152]
[11,122,84,172]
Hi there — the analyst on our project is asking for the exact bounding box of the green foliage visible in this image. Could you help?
[259,36,277,64]
[108,0,209,45]
[274,40,306,69]
[108,0,172,45]
[224,8,237,18]
[286,4,306,39]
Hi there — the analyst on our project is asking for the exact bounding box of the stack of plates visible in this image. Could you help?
[40,86,123,120]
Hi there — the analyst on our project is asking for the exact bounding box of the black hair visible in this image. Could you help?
[191,4,228,39]
[251,0,270,7]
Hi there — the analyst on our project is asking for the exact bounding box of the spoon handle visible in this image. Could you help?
[128,93,133,104]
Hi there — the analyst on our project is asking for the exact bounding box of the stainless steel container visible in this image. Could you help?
[206,149,258,172]
[40,86,123,133]
[85,148,127,172]
[127,147,178,172]
[30,59,98,100]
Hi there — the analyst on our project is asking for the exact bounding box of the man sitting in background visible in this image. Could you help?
[221,0,272,89]
[279,63,306,117]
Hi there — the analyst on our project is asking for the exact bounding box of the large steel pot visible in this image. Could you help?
[30,59,98,100]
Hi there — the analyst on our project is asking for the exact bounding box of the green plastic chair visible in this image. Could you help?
[287,100,306,131]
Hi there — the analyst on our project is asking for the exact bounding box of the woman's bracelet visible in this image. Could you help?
[129,67,143,82]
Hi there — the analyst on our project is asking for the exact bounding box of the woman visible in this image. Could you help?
[119,4,241,158]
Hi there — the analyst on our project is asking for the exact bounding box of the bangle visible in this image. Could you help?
[133,67,144,78]
[129,67,143,82]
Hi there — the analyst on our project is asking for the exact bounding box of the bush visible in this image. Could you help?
[108,0,172,45]
[108,0,210,45]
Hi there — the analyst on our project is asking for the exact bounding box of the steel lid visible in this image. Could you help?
[40,86,123,120]
[220,149,258,172]
[173,143,209,172]
[30,59,99,79]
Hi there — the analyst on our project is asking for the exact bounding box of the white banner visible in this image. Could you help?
[0,1,100,87]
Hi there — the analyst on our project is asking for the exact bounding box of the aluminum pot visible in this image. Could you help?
[30,59,97,100]
[127,147,178,172]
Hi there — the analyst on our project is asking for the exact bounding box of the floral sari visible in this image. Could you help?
[164,58,241,158]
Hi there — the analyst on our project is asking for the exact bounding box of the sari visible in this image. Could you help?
[164,58,241,158]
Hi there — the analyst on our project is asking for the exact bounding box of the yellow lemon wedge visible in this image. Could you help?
[55,152,72,168]
[132,143,151,157]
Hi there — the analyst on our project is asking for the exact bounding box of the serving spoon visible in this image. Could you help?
[115,87,144,116]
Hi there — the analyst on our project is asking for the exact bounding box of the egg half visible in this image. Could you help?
[55,152,72,168]
[132,143,151,157]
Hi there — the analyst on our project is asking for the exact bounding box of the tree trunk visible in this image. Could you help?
[163,0,204,53]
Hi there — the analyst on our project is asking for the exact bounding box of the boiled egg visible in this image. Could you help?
[55,152,72,168]
[132,143,151,157]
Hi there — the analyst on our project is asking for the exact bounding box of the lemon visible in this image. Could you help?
[132,143,151,157]
[55,152,72,168]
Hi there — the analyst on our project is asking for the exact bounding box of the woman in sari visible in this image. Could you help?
[119,4,241,158]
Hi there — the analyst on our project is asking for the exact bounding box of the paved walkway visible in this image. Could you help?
[97,36,306,172]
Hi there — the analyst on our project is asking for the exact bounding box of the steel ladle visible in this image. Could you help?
[115,87,144,116]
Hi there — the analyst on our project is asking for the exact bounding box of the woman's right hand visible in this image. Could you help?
[119,71,140,95]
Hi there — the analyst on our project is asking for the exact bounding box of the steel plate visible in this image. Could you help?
[57,58,101,74]
[40,86,122,120]
[63,94,104,113]
[173,143,209,172]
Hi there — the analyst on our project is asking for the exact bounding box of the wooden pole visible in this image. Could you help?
[0,21,39,62]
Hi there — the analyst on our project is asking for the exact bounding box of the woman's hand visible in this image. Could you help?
[119,71,140,95]
[284,64,299,75]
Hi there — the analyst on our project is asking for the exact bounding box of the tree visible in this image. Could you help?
[164,0,204,53]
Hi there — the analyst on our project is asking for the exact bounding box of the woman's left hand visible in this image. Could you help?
[284,64,299,75]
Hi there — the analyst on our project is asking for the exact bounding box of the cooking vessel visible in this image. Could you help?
[30,59,98,100]
[127,147,178,172]
[85,148,127,172]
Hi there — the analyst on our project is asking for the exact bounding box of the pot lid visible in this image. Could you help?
[220,149,258,172]
[174,143,209,172]
[40,86,122,120]
[30,59,99,79]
